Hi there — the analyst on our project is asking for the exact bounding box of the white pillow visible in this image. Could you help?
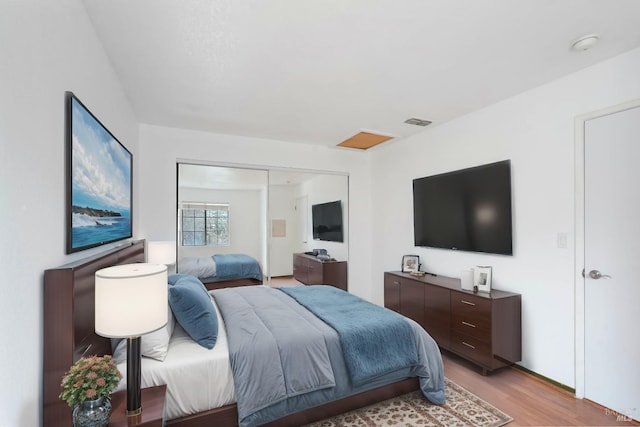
[112,305,175,362]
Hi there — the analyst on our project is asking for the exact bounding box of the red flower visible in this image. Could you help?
[86,389,97,399]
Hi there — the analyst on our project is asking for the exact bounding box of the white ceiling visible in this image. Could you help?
[83,0,640,148]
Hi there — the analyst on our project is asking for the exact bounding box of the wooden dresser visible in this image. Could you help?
[293,253,348,291]
[384,271,521,374]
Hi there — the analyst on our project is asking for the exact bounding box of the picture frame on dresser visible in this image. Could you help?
[401,255,420,273]
[474,265,492,293]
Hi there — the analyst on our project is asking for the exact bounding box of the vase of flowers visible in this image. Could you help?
[71,396,112,427]
[59,355,122,427]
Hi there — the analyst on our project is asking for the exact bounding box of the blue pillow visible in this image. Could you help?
[168,275,218,349]
[168,273,196,286]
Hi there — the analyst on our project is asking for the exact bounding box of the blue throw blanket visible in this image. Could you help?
[212,254,262,281]
[279,285,419,386]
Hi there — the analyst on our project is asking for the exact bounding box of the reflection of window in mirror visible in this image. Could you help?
[179,202,229,246]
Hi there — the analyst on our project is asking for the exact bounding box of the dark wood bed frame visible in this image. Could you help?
[43,240,419,427]
[202,277,262,291]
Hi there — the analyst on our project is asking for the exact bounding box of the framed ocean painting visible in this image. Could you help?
[65,92,132,253]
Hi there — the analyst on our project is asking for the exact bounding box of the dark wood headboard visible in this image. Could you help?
[43,240,145,427]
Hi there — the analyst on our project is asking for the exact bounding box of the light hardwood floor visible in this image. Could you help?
[268,276,638,426]
[442,351,638,426]
[268,275,304,288]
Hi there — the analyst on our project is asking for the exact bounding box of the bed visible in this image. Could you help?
[177,253,263,290]
[43,240,445,427]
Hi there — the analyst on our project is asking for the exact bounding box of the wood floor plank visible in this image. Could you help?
[442,350,639,426]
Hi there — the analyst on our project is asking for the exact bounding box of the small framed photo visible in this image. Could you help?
[402,255,420,273]
[474,266,492,293]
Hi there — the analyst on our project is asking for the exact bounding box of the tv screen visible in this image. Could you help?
[312,200,343,242]
[66,92,132,253]
[412,160,513,255]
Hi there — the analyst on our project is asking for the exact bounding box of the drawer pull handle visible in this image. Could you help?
[462,341,476,349]
[461,300,476,306]
[394,281,400,285]
[461,321,476,328]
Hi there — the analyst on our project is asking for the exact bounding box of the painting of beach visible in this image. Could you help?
[67,93,132,252]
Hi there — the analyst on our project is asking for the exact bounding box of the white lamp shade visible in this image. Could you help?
[95,263,168,338]
[147,241,176,265]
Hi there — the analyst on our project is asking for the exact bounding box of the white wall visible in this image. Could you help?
[370,47,640,389]
[0,1,139,425]
[178,187,265,266]
[137,124,373,300]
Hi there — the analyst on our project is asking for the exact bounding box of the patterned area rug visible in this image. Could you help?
[307,378,513,427]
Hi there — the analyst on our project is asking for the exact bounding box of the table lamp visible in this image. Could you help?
[147,241,176,272]
[95,263,168,416]
[147,241,176,265]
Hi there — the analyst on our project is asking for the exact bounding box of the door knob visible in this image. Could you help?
[589,270,611,279]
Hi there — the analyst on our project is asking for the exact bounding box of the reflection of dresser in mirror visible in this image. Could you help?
[293,253,347,291]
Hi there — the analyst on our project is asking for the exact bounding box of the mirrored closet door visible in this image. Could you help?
[177,163,348,283]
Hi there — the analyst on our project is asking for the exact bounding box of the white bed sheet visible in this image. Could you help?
[116,295,236,420]
[178,256,216,279]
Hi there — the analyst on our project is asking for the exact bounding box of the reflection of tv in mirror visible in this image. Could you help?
[312,200,343,242]
[66,92,133,253]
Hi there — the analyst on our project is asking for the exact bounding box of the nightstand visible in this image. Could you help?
[109,385,166,426]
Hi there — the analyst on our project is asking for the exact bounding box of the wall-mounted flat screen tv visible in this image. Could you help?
[66,92,132,254]
[312,200,343,242]
[412,160,513,255]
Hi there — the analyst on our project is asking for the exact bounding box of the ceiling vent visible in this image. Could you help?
[404,117,432,127]
[337,131,394,150]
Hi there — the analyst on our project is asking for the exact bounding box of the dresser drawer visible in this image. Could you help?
[451,331,493,368]
[451,292,491,315]
[451,313,491,342]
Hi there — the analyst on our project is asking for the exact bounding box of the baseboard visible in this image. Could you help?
[512,364,575,394]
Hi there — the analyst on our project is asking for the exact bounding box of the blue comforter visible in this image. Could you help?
[212,286,445,427]
[212,254,262,281]
[279,285,419,386]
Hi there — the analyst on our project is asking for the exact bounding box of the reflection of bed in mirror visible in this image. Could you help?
[178,253,263,290]
[43,240,446,427]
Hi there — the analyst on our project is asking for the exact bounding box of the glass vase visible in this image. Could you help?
[72,396,112,427]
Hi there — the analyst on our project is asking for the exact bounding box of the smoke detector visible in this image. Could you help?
[571,34,599,51]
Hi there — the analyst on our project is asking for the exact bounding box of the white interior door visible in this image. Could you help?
[584,106,640,422]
